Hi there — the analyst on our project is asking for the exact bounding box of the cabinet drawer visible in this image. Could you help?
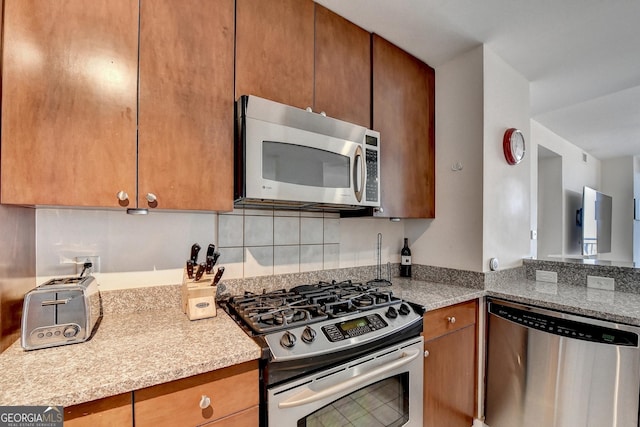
[134,360,258,427]
[209,405,259,427]
[64,393,133,427]
[423,300,477,341]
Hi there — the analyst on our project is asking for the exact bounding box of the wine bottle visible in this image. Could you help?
[400,238,412,277]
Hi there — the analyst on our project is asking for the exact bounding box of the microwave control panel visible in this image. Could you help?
[365,134,379,202]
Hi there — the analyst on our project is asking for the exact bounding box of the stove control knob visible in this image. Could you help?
[385,306,398,319]
[280,331,297,348]
[399,303,411,316]
[301,326,317,344]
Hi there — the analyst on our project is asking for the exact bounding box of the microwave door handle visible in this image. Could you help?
[278,348,421,409]
[353,145,364,202]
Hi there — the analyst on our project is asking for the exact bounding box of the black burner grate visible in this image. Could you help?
[224,280,400,334]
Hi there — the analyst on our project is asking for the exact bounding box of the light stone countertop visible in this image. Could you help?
[3,273,640,408]
[391,277,640,327]
[0,307,261,407]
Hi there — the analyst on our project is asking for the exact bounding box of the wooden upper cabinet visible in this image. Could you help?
[314,5,371,127]
[373,35,435,218]
[138,0,234,211]
[1,0,138,207]
[235,0,314,110]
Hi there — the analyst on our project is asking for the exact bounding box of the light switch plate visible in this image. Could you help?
[535,270,557,283]
[587,275,615,291]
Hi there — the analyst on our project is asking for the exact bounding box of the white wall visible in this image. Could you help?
[407,45,485,272]
[482,46,532,270]
[600,157,634,262]
[537,152,563,257]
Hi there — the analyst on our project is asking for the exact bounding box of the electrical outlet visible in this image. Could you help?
[587,275,615,291]
[535,270,557,283]
[75,256,100,275]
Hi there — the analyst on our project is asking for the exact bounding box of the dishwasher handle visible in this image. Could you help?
[488,300,639,347]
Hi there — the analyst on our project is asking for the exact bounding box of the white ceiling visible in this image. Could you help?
[315,0,640,160]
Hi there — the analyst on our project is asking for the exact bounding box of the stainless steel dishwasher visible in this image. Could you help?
[485,298,640,427]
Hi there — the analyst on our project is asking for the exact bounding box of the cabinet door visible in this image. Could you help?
[64,393,133,427]
[424,325,476,427]
[372,35,435,218]
[134,361,258,427]
[138,0,234,211]
[235,0,314,110]
[314,5,371,128]
[1,0,138,207]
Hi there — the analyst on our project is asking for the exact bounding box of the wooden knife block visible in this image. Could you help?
[181,269,217,320]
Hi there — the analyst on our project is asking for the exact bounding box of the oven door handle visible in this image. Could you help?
[278,348,420,409]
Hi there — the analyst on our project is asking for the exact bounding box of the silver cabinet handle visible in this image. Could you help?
[424,350,430,358]
[116,190,129,201]
[199,395,211,409]
[447,316,456,324]
[145,193,157,203]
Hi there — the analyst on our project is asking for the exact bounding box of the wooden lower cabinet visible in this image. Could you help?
[64,393,133,426]
[63,361,258,427]
[423,300,477,427]
[134,360,259,427]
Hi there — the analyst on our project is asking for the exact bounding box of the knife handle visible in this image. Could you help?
[212,267,225,286]
[211,252,221,267]
[195,263,206,281]
[186,260,195,279]
[205,256,214,274]
[206,244,215,258]
[190,243,201,264]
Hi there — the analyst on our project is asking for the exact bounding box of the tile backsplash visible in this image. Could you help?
[35,207,404,289]
[218,209,341,278]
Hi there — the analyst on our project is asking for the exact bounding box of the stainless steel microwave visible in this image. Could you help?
[235,95,381,210]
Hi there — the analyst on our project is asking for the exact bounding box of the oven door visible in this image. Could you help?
[268,337,423,427]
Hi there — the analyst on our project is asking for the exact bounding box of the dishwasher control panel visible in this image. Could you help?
[489,301,639,347]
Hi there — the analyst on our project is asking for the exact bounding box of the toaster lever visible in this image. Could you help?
[41,298,71,306]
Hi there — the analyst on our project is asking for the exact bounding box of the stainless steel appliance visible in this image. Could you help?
[485,298,640,427]
[21,276,101,350]
[235,95,381,210]
[221,280,424,426]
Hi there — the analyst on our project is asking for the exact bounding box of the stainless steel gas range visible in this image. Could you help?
[220,280,425,427]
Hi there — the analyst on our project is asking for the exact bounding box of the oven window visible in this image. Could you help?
[298,374,409,427]
[262,141,350,188]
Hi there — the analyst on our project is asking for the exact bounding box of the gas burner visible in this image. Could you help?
[259,308,312,326]
[222,279,402,334]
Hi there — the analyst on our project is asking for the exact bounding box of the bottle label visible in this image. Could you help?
[401,256,412,265]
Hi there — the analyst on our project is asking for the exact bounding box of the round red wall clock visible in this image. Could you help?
[503,128,525,165]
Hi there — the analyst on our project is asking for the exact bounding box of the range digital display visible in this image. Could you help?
[340,318,367,332]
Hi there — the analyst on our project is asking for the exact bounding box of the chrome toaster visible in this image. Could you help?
[21,276,102,350]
